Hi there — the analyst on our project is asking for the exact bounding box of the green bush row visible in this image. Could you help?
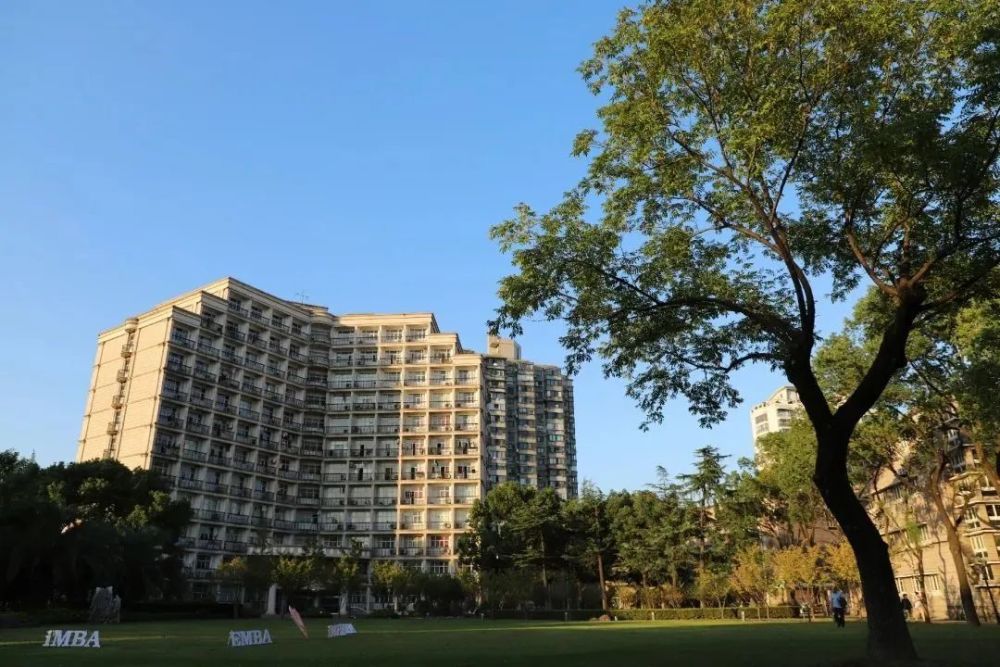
[0,608,89,628]
[489,606,820,621]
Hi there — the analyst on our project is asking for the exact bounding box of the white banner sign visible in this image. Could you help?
[42,630,101,648]
[327,623,357,638]
[228,629,273,647]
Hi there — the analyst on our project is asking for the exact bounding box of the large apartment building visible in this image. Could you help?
[77,278,576,601]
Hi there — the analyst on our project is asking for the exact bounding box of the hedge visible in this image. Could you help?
[123,601,250,622]
[488,606,822,621]
[0,608,88,628]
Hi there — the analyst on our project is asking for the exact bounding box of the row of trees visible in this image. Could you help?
[457,443,862,613]
[217,548,471,617]
[0,453,191,608]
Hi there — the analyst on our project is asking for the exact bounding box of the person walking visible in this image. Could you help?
[831,589,847,628]
[901,593,913,620]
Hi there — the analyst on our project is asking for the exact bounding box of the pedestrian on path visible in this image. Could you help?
[831,589,847,628]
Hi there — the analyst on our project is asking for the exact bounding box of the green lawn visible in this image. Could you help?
[1,617,998,667]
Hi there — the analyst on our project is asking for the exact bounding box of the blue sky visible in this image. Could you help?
[0,1,854,491]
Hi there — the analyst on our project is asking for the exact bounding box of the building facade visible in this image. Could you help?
[483,336,577,497]
[750,384,802,459]
[870,428,1000,621]
[77,278,576,601]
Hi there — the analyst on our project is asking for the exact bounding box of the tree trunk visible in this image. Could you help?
[911,549,931,624]
[540,535,551,609]
[814,431,917,661]
[929,454,981,626]
[597,552,608,611]
[792,280,926,659]
[541,562,550,609]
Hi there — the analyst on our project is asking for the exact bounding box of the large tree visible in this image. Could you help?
[822,287,999,625]
[0,452,190,607]
[678,446,728,572]
[490,0,1000,659]
[562,481,614,610]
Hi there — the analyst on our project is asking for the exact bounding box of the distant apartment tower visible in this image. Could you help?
[77,278,576,602]
[484,335,577,497]
[750,384,802,457]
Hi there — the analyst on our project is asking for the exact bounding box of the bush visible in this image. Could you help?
[122,601,241,622]
[0,608,88,628]
[488,606,808,621]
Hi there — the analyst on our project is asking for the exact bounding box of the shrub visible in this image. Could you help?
[122,601,240,622]
[488,606,807,621]
[0,608,88,627]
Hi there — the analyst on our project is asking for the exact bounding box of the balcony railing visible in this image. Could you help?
[165,361,192,375]
[186,420,210,435]
[197,539,224,551]
[183,448,207,462]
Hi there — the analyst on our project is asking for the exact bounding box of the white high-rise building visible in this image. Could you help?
[77,278,577,603]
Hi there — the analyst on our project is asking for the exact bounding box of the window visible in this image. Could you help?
[971,535,990,558]
[882,485,904,503]
[964,507,981,530]
[925,574,942,592]
[195,553,211,570]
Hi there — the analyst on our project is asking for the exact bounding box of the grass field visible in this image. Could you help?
[2,617,999,667]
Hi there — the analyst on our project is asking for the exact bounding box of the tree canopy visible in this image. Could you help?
[491,0,1000,659]
[0,451,191,607]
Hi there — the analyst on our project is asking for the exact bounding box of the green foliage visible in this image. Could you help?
[479,568,538,611]
[693,568,732,608]
[458,483,567,575]
[772,545,829,595]
[464,451,780,610]
[729,545,778,607]
[272,556,313,606]
[492,0,1000,428]
[757,419,831,542]
[371,560,408,598]
[492,3,1000,652]
[0,452,191,608]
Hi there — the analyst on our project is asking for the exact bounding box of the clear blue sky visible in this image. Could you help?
[0,1,853,491]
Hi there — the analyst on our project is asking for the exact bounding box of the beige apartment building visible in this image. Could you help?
[870,428,1000,621]
[77,278,576,604]
[750,384,802,459]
